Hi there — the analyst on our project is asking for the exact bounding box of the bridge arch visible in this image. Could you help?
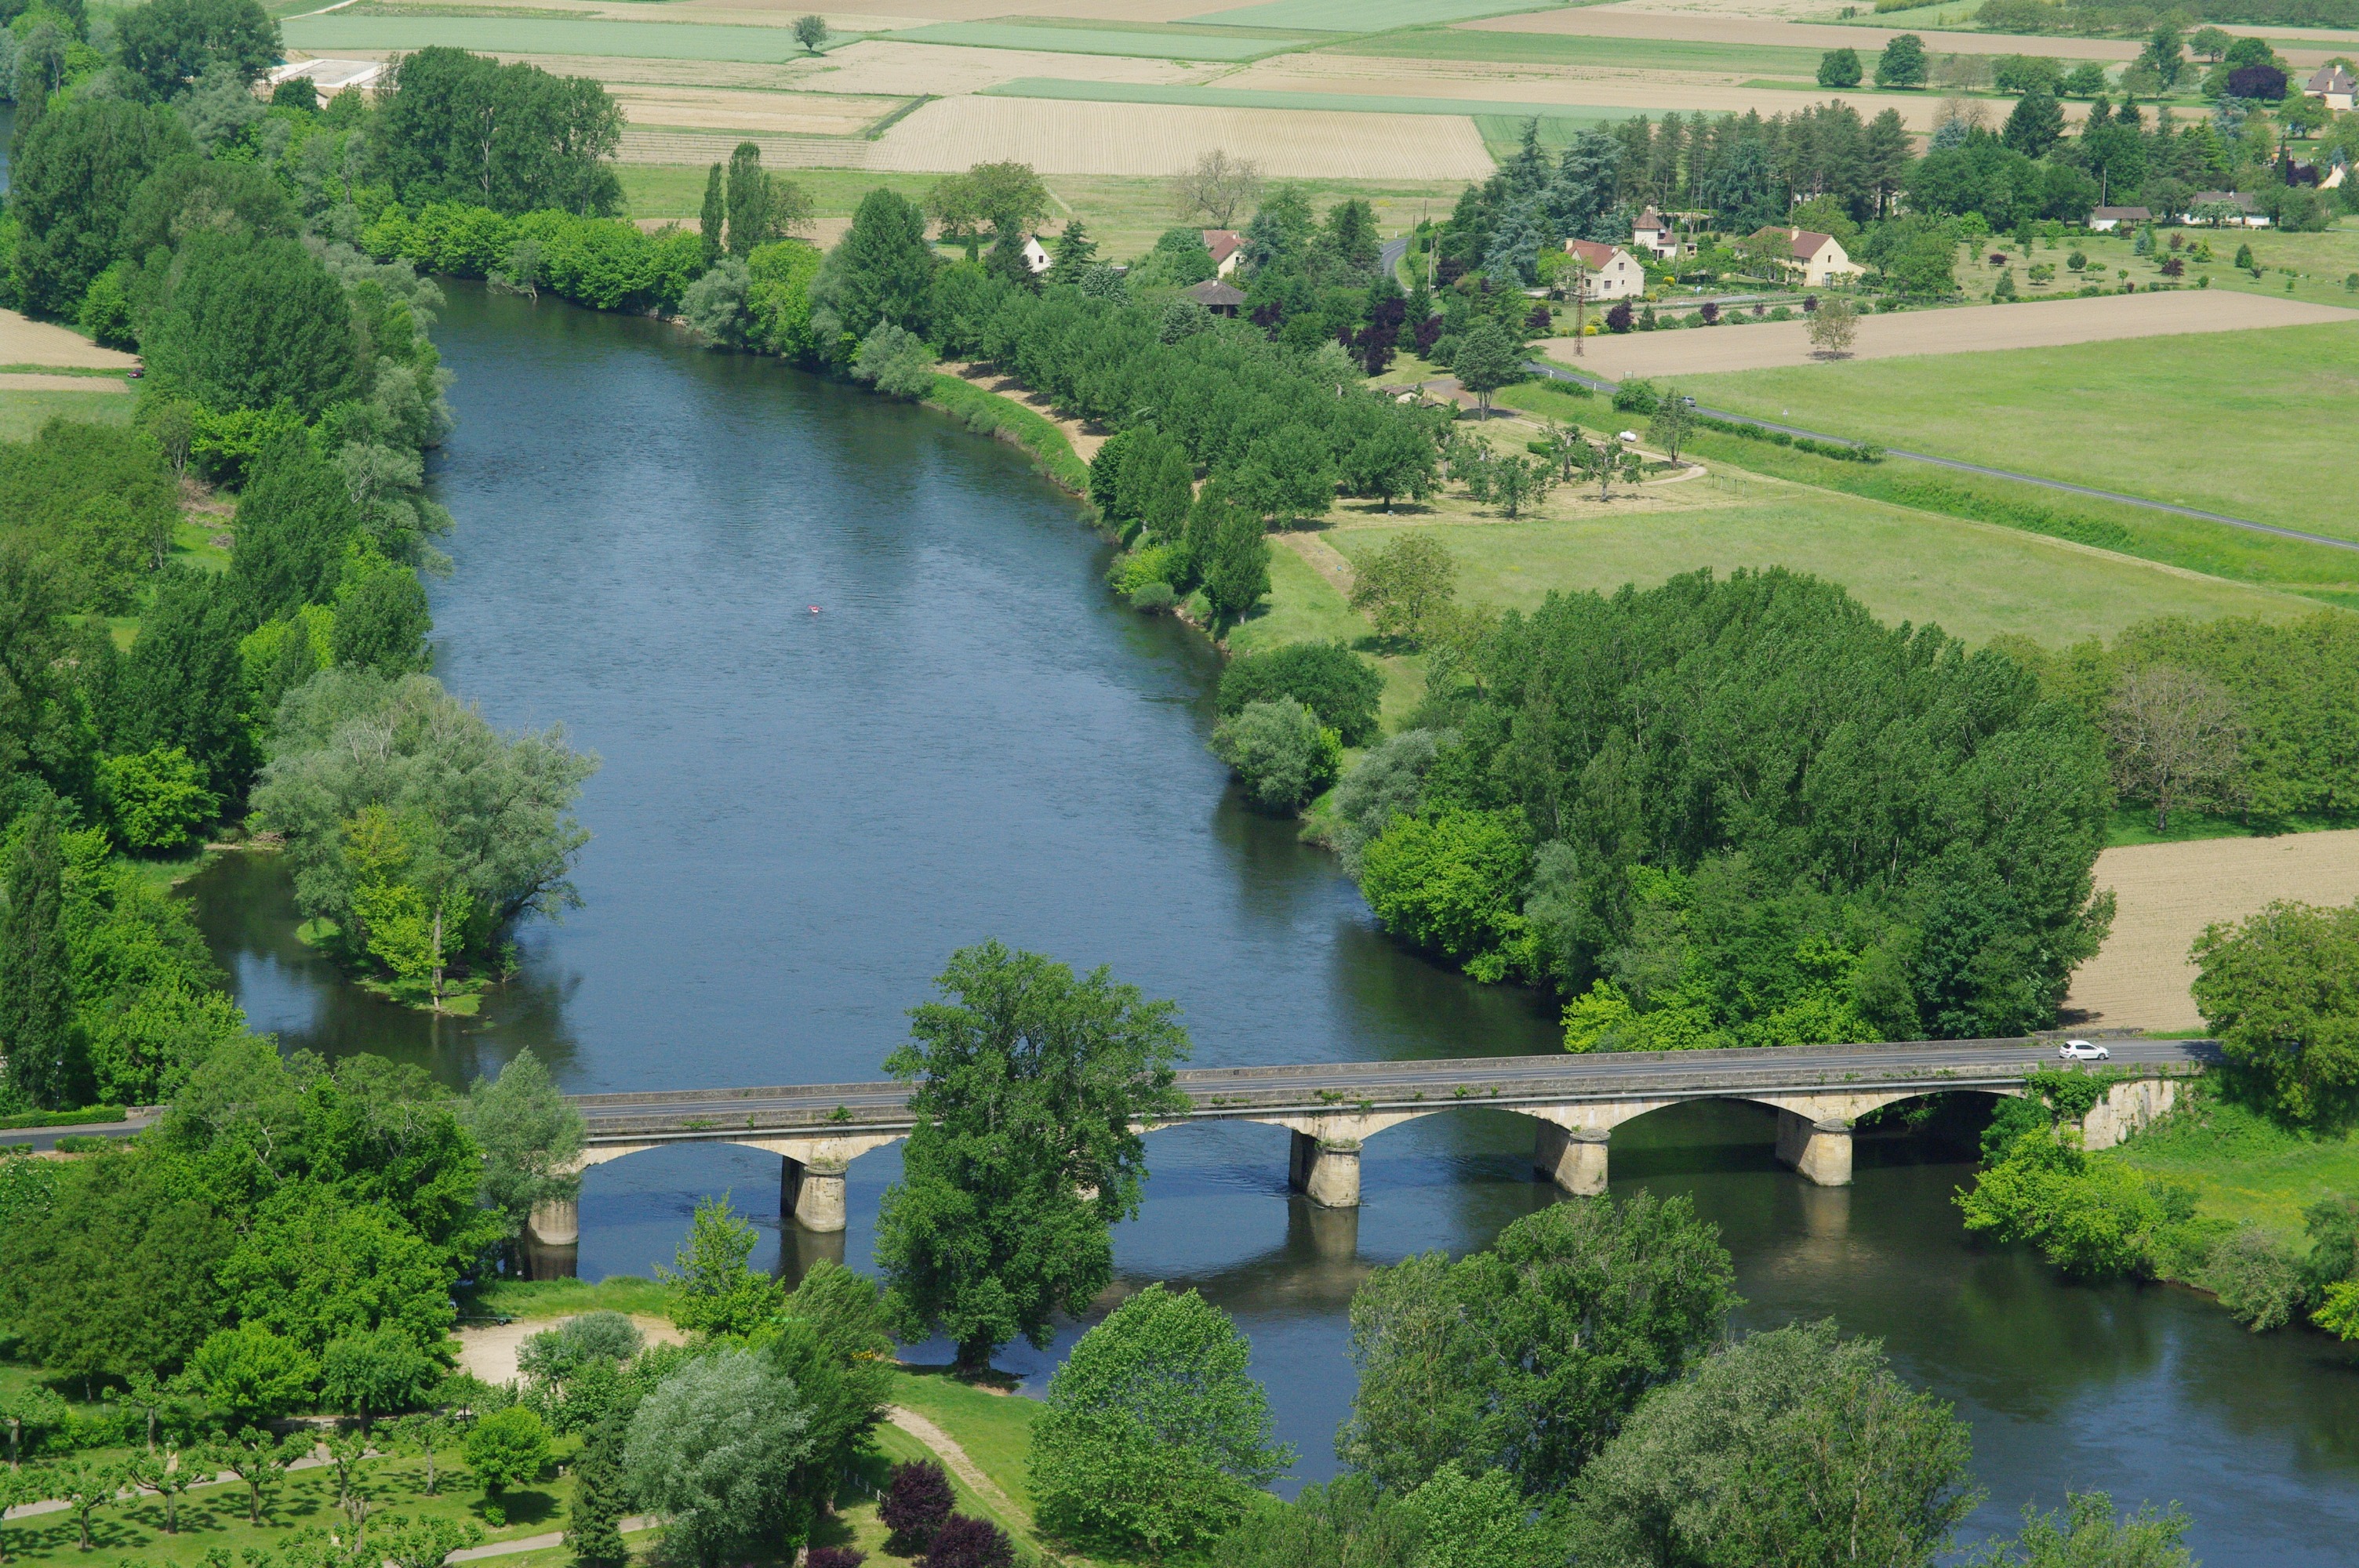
[533,1131,908,1244]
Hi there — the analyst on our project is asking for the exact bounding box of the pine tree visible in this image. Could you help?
[1051,220,1096,271]
[699,163,725,268]
[564,1408,631,1567]
[0,804,82,1112]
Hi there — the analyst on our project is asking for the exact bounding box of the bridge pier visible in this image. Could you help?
[527,1196,580,1246]
[1533,1122,1611,1196]
[1289,1132,1361,1209]
[781,1156,849,1232]
[1775,1110,1853,1187]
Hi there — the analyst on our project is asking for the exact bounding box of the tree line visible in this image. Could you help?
[0,9,597,1110]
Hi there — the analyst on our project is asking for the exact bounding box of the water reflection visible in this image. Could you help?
[176,284,2359,1563]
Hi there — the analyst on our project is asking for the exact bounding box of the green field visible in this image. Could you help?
[2113,1092,2359,1246]
[0,384,133,439]
[1187,0,1574,30]
[890,20,1310,60]
[1674,320,2359,543]
[282,15,824,60]
[1328,25,1824,75]
[982,75,1621,122]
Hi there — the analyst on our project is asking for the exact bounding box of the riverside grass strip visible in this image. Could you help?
[889,20,1314,59]
[923,374,1092,495]
[980,74,1623,122]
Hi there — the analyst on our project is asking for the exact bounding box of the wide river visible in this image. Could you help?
[183,284,2359,1559]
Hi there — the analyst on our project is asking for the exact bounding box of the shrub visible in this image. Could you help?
[1110,542,1183,598]
[925,1515,1014,1568]
[880,1460,954,1554]
[1218,642,1383,746]
[1130,582,1176,613]
[1210,699,1342,813]
[517,1312,642,1382]
[1612,378,1660,414]
[1957,1131,2194,1279]
[806,1551,866,1568]
[850,320,936,399]
[463,1406,554,1495]
[2205,1226,2306,1331]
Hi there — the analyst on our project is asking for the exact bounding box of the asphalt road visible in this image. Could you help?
[1381,233,1410,286]
[1525,359,2359,554]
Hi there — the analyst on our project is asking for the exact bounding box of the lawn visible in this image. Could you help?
[0,384,132,439]
[1187,0,1572,30]
[981,75,1623,124]
[282,14,827,60]
[2110,1091,2359,1245]
[1945,220,2359,310]
[1672,319,2359,543]
[461,1272,679,1321]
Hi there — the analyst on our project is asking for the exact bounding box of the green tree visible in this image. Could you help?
[462,1047,585,1244]
[321,1327,438,1423]
[1451,318,1524,419]
[96,746,217,853]
[1358,809,1535,982]
[1201,502,1270,624]
[2139,23,2184,88]
[113,0,278,98]
[1569,1320,1979,1568]
[380,1515,487,1568]
[725,143,772,257]
[876,942,1190,1372]
[6,97,198,317]
[1033,1284,1294,1552]
[1240,424,1339,523]
[1052,220,1097,271]
[699,163,726,267]
[190,1324,318,1425]
[623,1349,814,1567]
[1135,437,1194,543]
[376,49,623,216]
[793,13,828,51]
[1348,532,1457,647]
[2190,900,2359,1125]
[1340,1191,1739,1496]
[464,1405,554,1497]
[1818,48,1863,87]
[1405,1462,1565,1568]
[757,1260,894,1522]
[205,1427,307,1524]
[140,232,366,419]
[2002,81,2065,158]
[1219,642,1383,747]
[1212,1474,1420,1568]
[227,433,366,622]
[1957,1127,2193,1277]
[1876,33,1927,89]
[565,1405,634,1566]
[659,1192,783,1337]
[1645,390,1695,463]
[1341,419,1438,513]
[817,187,937,347]
[0,804,81,1110]
[52,1457,122,1552]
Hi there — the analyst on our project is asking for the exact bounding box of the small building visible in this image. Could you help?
[1630,207,1678,260]
[1744,226,1864,288]
[2182,191,2270,227]
[1183,279,1246,317]
[1020,235,1053,275]
[262,57,386,98]
[2086,205,2152,231]
[1561,239,1645,299]
[2306,64,2357,111]
[1201,229,1245,278]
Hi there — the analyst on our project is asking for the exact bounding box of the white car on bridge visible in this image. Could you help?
[2057,1040,2110,1062]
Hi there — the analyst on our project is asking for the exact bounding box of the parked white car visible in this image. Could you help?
[2057,1040,2110,1062]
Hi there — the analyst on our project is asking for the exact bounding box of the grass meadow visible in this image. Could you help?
[889,20,1310,60]
[1327,26,1824,75]
[0,383,132,439]
[1674,319,2359,542]
[981,75,1623,124]
[282,15,826,61]
[1188,0,1570,31]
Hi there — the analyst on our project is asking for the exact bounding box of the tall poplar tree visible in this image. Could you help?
[700,163,725,268]
[0,804,82,1111]
[725,143,770,257]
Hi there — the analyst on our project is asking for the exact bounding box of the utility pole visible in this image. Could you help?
[1570,254,1590,357]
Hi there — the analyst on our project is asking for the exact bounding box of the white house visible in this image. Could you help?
[2182,191,2270,227]
[1746,227,1863,287]
[1561,239,1645,299]
[2306,64,2356,111]
[1201,229,1245,278]
[1630,206,1678,260]
[2087,205,2153,231]
[1021,235,1053,274]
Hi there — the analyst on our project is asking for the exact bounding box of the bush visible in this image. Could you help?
[1612,378,1660,414]
[1211,699,1342,813]
[463,1406,554,1494]
[879,1460,954,1554]
[1110,542,1183,598]
[1131,582,1175,613]
[850,320,936,400]
[1218,642,1383,746]
[1957,1131,2194,1279]
[805,1551,866,1568]
[2205,1226,2307,1331]
[925,1515,1015,1568]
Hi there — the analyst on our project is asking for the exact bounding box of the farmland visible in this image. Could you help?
[1674,320,2359,542]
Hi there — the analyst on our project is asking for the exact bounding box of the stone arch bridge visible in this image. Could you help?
[525,1036,2211,1244]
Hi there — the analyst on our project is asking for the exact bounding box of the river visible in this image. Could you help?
[180,282,2359,1560]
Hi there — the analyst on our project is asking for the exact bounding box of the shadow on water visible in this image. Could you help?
[175,283,2359,1558]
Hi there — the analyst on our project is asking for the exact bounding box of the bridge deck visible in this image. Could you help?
[569,1038,2217,1143]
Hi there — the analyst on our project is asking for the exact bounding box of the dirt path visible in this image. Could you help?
[885,1405,1027,1526]
[1536,292,2355,380]
[2066,829,2359,1033]
[942,361,1105,463]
